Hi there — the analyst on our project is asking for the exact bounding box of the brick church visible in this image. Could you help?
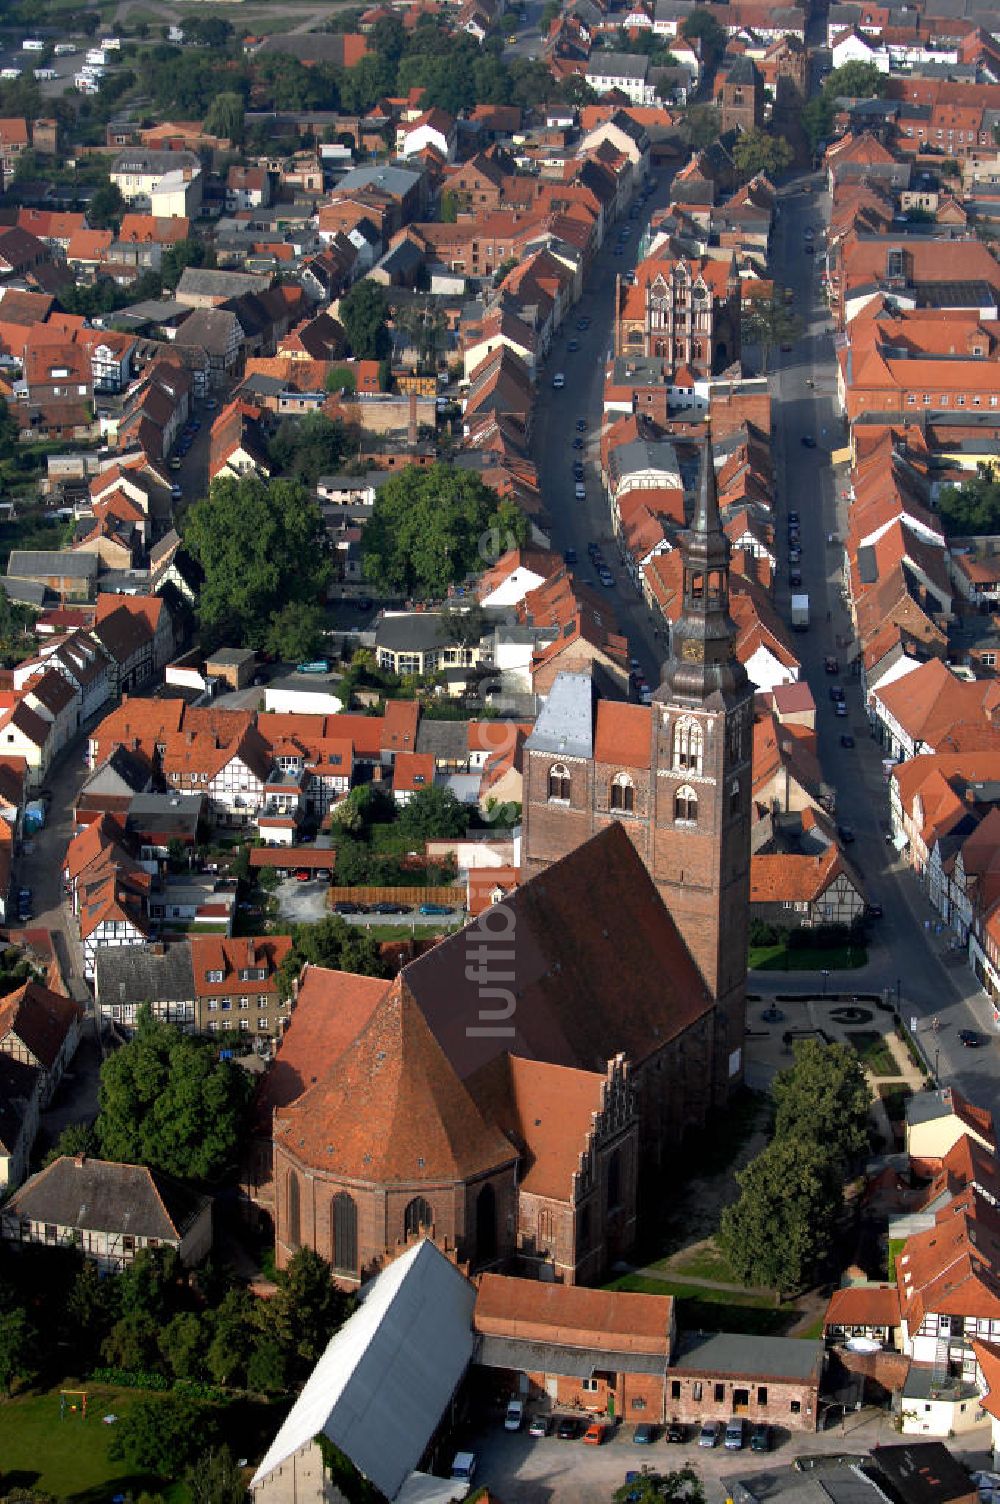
[253,442,754,1290]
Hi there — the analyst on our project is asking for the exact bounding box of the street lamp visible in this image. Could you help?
[822,969,830,997]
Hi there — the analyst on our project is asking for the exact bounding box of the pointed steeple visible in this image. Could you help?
[655,435,748,707]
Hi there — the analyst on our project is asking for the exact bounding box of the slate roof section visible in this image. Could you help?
[2,1155,209,1241]
[672,1331,825,1382]
[93,942,196,1008]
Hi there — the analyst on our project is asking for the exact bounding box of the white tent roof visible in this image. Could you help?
[251,1239,476,1500]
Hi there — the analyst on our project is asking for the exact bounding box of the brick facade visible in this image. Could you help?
[665,1367,821,1432]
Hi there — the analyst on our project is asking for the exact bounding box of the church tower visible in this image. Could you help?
[649,438,754,1091]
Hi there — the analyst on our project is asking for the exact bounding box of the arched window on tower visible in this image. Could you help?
[331,1192,357,1275]
[610,773,634,813]
[674,785,699,824]
[404,1196,433,1239]
[673,717,703,774]
[286,1171,300,1251]
[547,762,571,801]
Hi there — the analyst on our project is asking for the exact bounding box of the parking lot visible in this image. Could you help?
[455,1407,979,1504]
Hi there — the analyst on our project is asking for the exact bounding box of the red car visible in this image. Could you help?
[295,869,311,882]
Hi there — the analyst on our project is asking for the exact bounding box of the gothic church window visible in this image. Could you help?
[547,763,571,801]
[610,773,634,812]
[674,785,699,823]
[673,716,703,774]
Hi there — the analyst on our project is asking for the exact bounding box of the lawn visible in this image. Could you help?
[653,1244,739,1284]
[749,943,868,971]
[0,1382,186,1501]
[0,1382,282,1502]
[604,1275,801,1336]
[887,1237,906,1280]
[363,921,465,941]
[844,1031,901,1077]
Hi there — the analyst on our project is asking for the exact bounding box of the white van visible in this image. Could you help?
[21,38,44,51]
[85,48,107,65]
[450,1452,477,1482]
[54,43,77,55]
[33,67,56,79]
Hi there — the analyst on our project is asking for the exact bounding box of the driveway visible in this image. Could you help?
[274,875,330,924]
[454,1406,966,1504]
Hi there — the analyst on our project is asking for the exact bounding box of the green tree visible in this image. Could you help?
[109,1394,206,1474]
[184,1446,246,1504]
[159,1311,207,1380]
[206,1288,259,1387]
[361,462,529,598]
[681,7,725,68]
[396,784,468,844]
[278,915,389,999]
[773,1040,870,1172]
[540,0,561,27]
[268,601,328,663]
[0,397,17,460]
[740,290,803,374]
[802,60,886,154]
[614,1465,705,1504]
[97,1008,251,1181]
[0,1305,35,1395]
[325,366,357,395]
[261,1247,350,1382]
[938,473,1000,536]
[682,102,722,150]
[338,279,391,360]
[246,1336,290,1395]
[102,1310,160,1370]
[59,1260,114,1368]
[204,90,245,144]
[43,1119,99,1166]
[183,474,331,649]
[718,1136,842,1295]
[268,412,350,487]
[730,125,793,182]
[87,178,124,231]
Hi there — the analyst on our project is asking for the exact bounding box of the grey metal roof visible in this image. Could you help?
[672,1332,825,1382]
[525,672,594,759]
[112,149,200,174]
[415,720,469,760]
[723,1463,883,1504]
[8,550,97,578]
[176,267,272,299]
[857,545,878,587]
[477,1334,666,1376]
[251,1238,476,1500]
[94,940,196,1006]
[2,578,47,607]
[904,1088,952,1127]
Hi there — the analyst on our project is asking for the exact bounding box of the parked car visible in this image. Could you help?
[825,656,839,674]
[959,1029,985,1047]
[370,901,411,914]
[557,1416,580,1440]
[450,1452,477,1482]
[633,1423,657,1444]
[789,571,803,588]
[837,824,855,844]
[505,1400,524,1432]
[419,903,454,916]
[294,869,312,882]
[788,511,800,525]
[830,686,845,702]
[568,339,580,352]
[334,901,367,914]
[666,1422,687,1444]
[835,702,848,718]
[699,1421,720,1448]
[840,734,855,749]
[575,483,586,500]
[552,372,566,390]
[529,1414,552,1438]
[572,437,584,449]
[801,434,817,447]
[576,418,587,431]
[725,1419,746,1451]
[750,1424,771,1453]
[564,548,577,565]
[583,1421,610,1446]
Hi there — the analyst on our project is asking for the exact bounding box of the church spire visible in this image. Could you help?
[655,435,748,707]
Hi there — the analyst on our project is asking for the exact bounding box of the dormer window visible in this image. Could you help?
[205,969,224,984]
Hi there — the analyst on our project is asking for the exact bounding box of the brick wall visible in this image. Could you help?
[665,1370,820,1432]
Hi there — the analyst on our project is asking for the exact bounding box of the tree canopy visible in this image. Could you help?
[740,290,803,373]
[938,473,1000,536]
[772,1039,870,1172]
[96,1008,252,1182]
[182,473,331,649]
[718,1135,842,1295]
[277,915,390,999]
[361,462,530,598]
[801,60,886,153]
[395,784,469,843]
[268,412,352,488]
[680,7,724,67]
[731,126,793,182]
[338,279,391,360]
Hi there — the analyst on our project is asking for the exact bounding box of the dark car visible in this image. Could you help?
[666,1422,687,1443]
[333,900,367,914]
[825,656,839,674]
[576,418,587,432]
[369,901,411,914]
[788,511,800,525]
[572,437,584,449]
[633,1423,657,1444]
[830,685,845,702]
[837,824,855,844]
[568,339,580,352]
[573,464,585,480]
[789,571,803,588]
[750,1424,771,1453]
[801,434,817,448]
[556,1416,580,1440]
[805,243,815,254]
[959,1029,985,1047]
[864,902,883,919]
[840,734,855,748]
[564,548,577,564]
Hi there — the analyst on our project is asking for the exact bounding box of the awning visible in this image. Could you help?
[893,831,909,852]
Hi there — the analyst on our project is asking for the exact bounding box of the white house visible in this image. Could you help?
[585,51,656,106]
[400,108,457,163]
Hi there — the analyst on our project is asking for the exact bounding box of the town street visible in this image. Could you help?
[531,171,1000,1113]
